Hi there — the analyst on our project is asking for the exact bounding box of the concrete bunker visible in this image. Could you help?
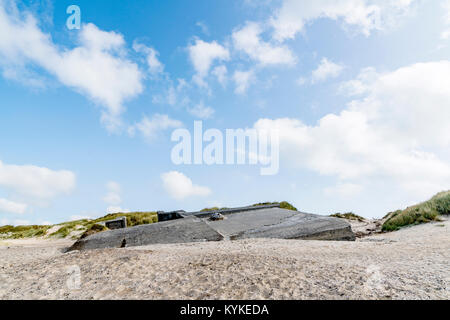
[69,204,355,251]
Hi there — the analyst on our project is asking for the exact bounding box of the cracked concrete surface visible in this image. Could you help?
[70,207,355,251]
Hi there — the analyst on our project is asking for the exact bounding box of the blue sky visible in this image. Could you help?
[1,0,450,225]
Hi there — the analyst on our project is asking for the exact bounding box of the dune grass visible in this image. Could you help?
[201,201,298,213]
[0,225,52,239]
[94,212,158,227]
[382,191,450,231]
[79,223,109,239]
[252,201,298,211]
[0,211,158,240]
[200,207,228,212]
[330,212,365,222]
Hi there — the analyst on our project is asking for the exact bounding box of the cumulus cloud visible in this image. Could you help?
[0,159,75,217]
[0,3,143,131]
[254,60,450,199]
[442,30,450,40]
[70,215,93,221]
[133,40,164,74]
[106,206,130,214]
[441,0,450,39]
[233,70,254,94]
[270,0,415,41]
[188,39,230,87]
[161,171,211,200]
[188,102,215,119]
[152,79,191,108]
[232,22,296,66]
[103,181,122,206]
[311,58,345,84]
[0,198,27,214]
[128,114,183,140]
[338,67,378,95]
[102,181,129,214]
[212,65,228,86]
[0,160,76,200]
[196,21,210,35]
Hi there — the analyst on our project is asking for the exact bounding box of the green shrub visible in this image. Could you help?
[279,201,298,211]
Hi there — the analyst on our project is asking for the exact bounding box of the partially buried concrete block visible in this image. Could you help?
[69,216,223,251]
[69,206,355,251]
[103,216,127,230]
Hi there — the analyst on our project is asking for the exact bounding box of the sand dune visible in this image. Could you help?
[0,219,448,300]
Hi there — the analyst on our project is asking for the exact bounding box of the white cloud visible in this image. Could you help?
[0,198,27,214]
[70,215,93,221]
[161,171,211,200]
[296,77,307,86]
[188,102,215,119]
[338,67,378,95]
[311,58,345,84]
[270,0,415,41]
[443,0,450,23]
[196,21,210,35]
[233,70,254,94]
[441,0,450,39]
[102,181,130,214]
[0,160,76,200]
[442,30,450,40]
[0,4,143,131]
[133,40,164,74]
[103,181,122,206]
[232,22,296,66]
[254,60,450,199]
[152,80,191,108]
[188,39,230,87]
[212,65,228,86]
[129,114,183,140]
[106,206,130,214]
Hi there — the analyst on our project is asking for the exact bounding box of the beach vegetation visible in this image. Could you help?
[330,212,365,222]
[382,191,449,231]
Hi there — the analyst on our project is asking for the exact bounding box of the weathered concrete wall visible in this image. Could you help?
[69,207,355,251]
[69,216,223,251]
[183,204,281,219]
[157,210,185,222]
[203,208,355,241]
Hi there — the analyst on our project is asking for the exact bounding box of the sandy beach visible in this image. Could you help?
[0,219,448,300]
